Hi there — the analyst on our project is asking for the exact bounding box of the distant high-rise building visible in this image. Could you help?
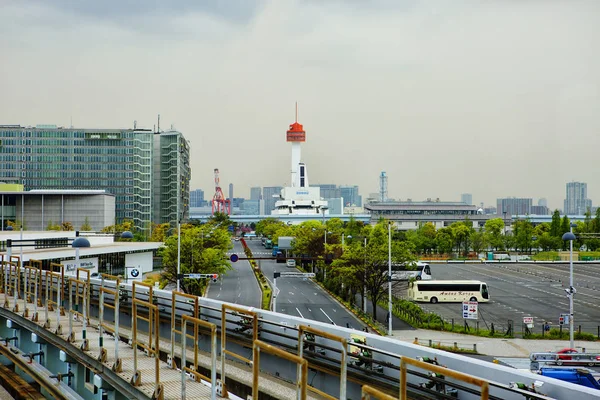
[228,183,233,203]
[531,205,549,215]
[314,184,340,199]
[250,187,262,201]
[153,130,191,226]
[461,193,472,205]
[0,124,190,232]
[190,189,205,207]
[564,182,592,215]
[497,198,532,216]
[240,199,259,215]
[231,197,244,208]
[340,185,361,207]
[262,186,283,215]
[538,198,548,207]
[379,171,388,202]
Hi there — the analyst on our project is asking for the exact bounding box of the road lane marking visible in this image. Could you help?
[320,308,336,325]
[296,308,305,318]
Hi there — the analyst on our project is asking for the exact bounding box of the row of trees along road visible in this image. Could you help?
[257,217,416,320]
[405,209,600,255]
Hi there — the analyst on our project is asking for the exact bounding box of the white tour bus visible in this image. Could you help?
[408,280,489,303]
[391,261,432,281]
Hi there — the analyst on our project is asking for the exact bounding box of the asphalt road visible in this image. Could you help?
[205,239,261,309]
[404,263,600,336]
[245,239,367,329]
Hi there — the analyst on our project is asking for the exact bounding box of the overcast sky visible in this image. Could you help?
[1,1,599,211]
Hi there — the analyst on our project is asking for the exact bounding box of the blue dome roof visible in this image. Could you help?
[72,237,91,248]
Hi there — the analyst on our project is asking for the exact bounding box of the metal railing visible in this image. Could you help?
[43,270,64,335]
[399,356,489,400]
[361,385,397,400]
[221,303,258,395]
[98,273,121,371]
[5,258,20,311]
[180,315,217,400]
[297,324,348,400]
[67,276,88,348]
[252,339,308,400]
[170,291,199,370]
[130,281,163,400]
[22,261,41,321]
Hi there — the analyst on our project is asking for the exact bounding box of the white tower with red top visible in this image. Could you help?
[287,103,306,187]
[271,104,328,217]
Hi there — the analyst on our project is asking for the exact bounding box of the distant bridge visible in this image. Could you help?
[189,212,372,225]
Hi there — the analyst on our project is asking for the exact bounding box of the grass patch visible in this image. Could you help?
[524,328,597,341]
[380,297,511,338]
[532,252,560,261]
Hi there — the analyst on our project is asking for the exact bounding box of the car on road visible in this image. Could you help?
[555,348,600,366]
[286,259,296,268]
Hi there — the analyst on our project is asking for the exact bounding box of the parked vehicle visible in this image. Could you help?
[539,367,600,389]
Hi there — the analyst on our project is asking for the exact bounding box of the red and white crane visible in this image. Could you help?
[211,168,231,215]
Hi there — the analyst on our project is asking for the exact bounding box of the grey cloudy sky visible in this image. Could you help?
[1,1,599,211]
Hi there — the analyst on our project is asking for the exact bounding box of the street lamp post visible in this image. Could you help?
[363,237,367,313]
[388,221,393,336]
[562,224,577,349]
[321,206,328,281]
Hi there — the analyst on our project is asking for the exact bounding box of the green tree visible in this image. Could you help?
[535,232,556,251]
[150,223,170,242]
[255,218,286,239]
[435,228,454,254]
[80,217,92,231]
[160,224,232,295]
[550,210,561,238]
[470,229,486,255]
[513,219,534,252]
[333,221,415,320]
[484,218,504,251]
[560,215,571,249]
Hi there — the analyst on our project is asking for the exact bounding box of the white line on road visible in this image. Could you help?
[238,293,241,298]
[320,308,336,325]
[296,308,305,318]
[217,293,220,298]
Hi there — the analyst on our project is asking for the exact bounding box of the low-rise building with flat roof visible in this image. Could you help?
[0,190,115,231]
[365,201,493,230]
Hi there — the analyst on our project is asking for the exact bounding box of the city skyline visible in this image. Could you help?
[2,1,599,208]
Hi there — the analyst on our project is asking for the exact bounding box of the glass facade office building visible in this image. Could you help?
[0,125,189,231]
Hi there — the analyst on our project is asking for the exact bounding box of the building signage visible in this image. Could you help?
[62,258,98,273]
[462,301,478,320]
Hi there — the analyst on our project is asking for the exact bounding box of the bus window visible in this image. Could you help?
[482,284,489,299]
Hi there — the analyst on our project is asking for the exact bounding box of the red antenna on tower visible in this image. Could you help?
[211,168,231,215]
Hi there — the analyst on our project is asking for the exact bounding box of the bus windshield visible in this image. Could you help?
[408,280,489,303]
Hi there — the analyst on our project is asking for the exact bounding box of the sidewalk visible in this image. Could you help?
[391,328,600,357]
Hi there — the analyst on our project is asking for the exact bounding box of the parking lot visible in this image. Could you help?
[396,262,600,336]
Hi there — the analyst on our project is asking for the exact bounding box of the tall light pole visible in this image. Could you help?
[388,221,393,336]
[363,237,367,313]
[562,224,577,349]
[321,206,328,281]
